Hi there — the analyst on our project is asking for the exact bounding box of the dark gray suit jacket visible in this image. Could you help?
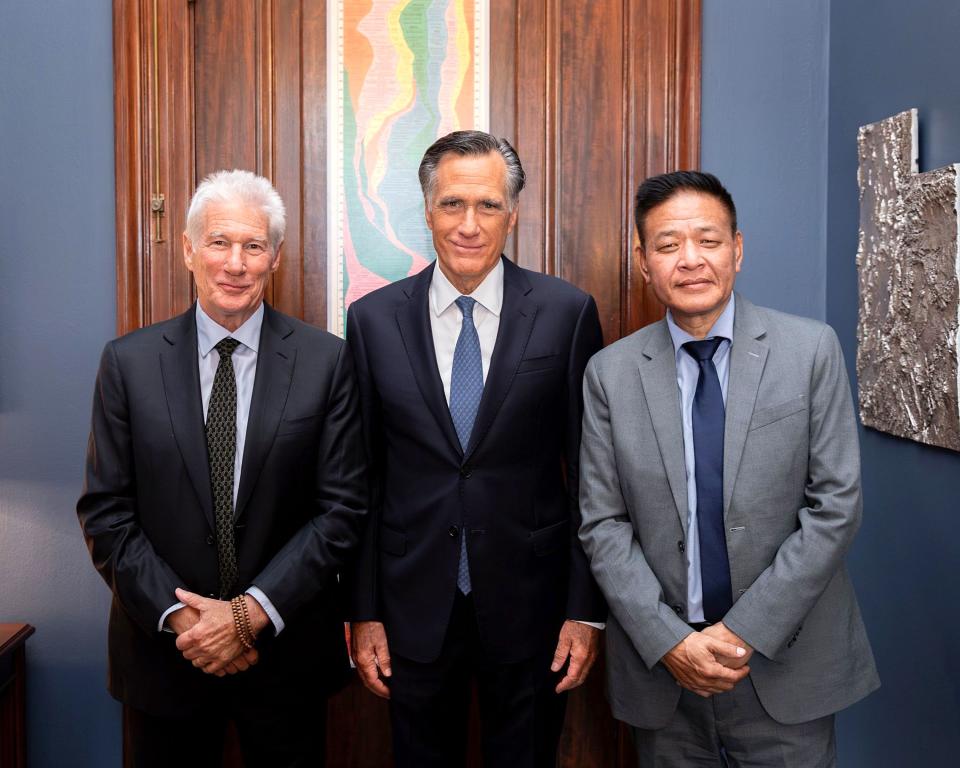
[579,294,879,728]
[77,303,367,716]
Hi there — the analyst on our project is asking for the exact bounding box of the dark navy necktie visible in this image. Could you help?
[450,296,483,594]
[683,337,732,623]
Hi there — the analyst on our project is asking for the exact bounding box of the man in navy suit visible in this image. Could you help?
[347,131,606,767]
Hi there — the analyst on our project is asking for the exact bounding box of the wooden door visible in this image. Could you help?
[114,1,700,765]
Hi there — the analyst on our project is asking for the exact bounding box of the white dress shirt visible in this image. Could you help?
[158,302,283,634]
[665,294,735,624]
[429,258,503,398]
[428,259,603,630]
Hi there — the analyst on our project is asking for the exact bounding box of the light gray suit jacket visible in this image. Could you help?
[579,294,879,728]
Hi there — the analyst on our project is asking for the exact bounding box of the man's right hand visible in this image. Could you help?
[661,631,750,697]
[351,621,392,699]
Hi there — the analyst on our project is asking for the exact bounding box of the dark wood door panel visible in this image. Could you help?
[193,0,260,176]
[555,0,629,342]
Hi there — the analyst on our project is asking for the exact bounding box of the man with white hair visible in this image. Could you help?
[78,169,367,766]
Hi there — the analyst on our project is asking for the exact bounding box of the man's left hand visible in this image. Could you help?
[551,621,601,693]
[174,588,270,676]
[703,622,753,670]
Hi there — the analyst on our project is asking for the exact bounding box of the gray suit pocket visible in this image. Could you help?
[749,394,807,430]
[530,519,568,556]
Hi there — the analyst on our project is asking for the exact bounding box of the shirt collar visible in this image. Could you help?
[430,258,504,318]
[195,301,264,357]
[665,293,736,354]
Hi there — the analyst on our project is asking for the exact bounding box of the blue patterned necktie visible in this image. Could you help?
[683,337,732,623]
[450,296,483,594]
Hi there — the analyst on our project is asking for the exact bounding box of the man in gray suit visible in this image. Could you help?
[578,171,878,765]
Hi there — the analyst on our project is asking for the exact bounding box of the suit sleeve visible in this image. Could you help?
[721,325,863,659]
[251,340,369,620]
[76,341,185,635]
[342,303,383,621]
[562,294,609,622]
[579,356,694,668]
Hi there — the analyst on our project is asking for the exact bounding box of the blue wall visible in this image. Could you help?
[827,1,960,764]
[705,1,960,764]
[0,1,121,765]
[701,0,830,321]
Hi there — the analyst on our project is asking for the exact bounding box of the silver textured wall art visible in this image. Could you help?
[856,108,960,451]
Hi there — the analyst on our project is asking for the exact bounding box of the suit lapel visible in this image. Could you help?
[235,304,295,521]
[395,263,463,457]
[465,258,537,462]
[723,294,768,516]
[159,308,214,529]
[637,322,689,535]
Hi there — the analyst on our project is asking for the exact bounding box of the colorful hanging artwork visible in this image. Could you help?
[328,0,488,335]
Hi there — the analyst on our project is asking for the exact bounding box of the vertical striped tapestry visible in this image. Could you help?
[328,0,489,335]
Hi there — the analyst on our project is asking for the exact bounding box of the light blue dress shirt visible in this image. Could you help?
[665,295,735,624]
[157,302,283,634]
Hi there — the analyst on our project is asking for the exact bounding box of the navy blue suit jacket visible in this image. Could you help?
[347,257,606,664]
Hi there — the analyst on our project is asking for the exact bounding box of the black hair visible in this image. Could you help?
[634,171,737,246]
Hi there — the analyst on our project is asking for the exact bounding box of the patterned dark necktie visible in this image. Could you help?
[450,296,483,594]
[683,337,732,623]
[206,337,241,599]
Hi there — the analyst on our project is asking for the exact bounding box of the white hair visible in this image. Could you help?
[185,169,286,250]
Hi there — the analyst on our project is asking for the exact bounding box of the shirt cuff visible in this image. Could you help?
[572,619,605,630]
[247,586,285,635]
[158,602,186,633]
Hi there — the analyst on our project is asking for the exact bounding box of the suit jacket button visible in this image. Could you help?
[448,525,459,538]
[205,534,215,546]
[677,540,685,553]
[460,465,472,478]
[672,604,683,615]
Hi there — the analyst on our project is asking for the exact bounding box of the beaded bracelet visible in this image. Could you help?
[230,595,255,650]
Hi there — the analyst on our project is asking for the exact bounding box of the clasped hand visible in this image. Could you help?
[168,588,267,677]
[661,621,753,698]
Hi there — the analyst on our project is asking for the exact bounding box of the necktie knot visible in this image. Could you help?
[455,296,477,321]
[215,337,241,358]
[683,337,725,363]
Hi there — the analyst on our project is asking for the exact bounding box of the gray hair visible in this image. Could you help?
[185,169,286,250]
[418,130,525,210]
